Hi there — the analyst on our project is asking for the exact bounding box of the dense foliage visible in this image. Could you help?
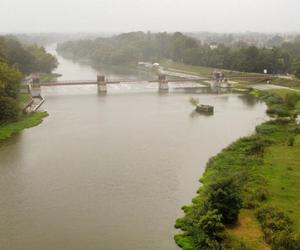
[0,61,22,121]
[0,36,57,123]
[175,177,241,249]
[58,32,300,76]
[0,36,58,74]
[256,206,300,250]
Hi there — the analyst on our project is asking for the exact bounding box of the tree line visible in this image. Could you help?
[0,36,57,123]
[57,31,300,77]
[0,36,58,74]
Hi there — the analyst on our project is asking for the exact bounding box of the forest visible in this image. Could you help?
[57,32,300,77]
[0,36,57,123]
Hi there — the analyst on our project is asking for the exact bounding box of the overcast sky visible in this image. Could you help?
[1,0,299,33]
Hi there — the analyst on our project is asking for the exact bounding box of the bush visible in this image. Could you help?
[267,105,290,117]
[206,178,242,224]
[267,118,292,125]
[287,136,295,146]
[256,206,300,250]
[256,124,279,135]
[239,135,273,156]
[0,96,20,122]
[284,92,300,108]
[190,210,225,250]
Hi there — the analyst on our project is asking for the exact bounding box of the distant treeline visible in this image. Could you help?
[0,36,58,75]
[57,32,300,77]
[0,36,57,122]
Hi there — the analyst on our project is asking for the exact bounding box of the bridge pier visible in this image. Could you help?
[158,74,169,92]
[97,75,107,93]
[31,77,42,97]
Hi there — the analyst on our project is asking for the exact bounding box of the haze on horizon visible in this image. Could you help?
[1,0,300,34]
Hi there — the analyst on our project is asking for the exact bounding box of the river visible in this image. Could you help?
[0,45,268,250]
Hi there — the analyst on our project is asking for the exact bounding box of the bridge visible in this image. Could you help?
[28,74,274,95]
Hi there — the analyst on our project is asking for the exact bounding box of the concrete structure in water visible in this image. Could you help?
[30,73,274,94]
[97,75,107,93]
[30,77,42,98]
[158,74,169,91]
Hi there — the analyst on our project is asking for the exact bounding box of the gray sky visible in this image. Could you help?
[1,0,300,33]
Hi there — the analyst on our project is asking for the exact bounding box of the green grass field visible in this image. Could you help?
[262,135,300,233]
[0,112,48,141]
[161,60,300,91]
[226,209,270,250]
[161,60,266,78]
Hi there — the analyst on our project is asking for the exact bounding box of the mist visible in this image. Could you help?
[1,0,299,33]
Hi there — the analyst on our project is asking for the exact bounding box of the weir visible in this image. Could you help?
[97,75,107,93]
[24,74,274,96]
[158,74,169,91]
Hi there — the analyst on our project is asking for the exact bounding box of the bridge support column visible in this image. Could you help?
[158,74,169,92]
[31,77,42,97]
[97,75,107,93]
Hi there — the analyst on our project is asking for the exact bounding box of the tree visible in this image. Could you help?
[0,60,22,99]
[0,35,58,74]
[27,45,58,73]
[0,61,22,122]
[190,210,225,250]
[206,178,242,224]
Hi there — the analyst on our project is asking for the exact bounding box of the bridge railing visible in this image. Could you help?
[39,75,275,86]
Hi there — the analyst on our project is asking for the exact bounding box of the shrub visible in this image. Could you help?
[267,117,292,125]
[267,105,290,117]
[240,135,273,156]
[206,178,242,224]
[0,96,20,122]
[284,92,300,108]
[256,124,279,135]
[190,210,225,250]
[256,206,300,250]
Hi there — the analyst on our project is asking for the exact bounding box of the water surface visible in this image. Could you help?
[0,48,268,250]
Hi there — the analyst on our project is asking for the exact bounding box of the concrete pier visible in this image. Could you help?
[31,77,42,97]
[158,74,169,91]
[97,75,107,93]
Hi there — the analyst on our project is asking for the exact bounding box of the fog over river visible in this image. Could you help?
[0,45,268,250]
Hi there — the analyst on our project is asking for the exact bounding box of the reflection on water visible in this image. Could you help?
[0,48,269,250]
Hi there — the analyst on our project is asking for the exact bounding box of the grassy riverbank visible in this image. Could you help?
[0,94,48,141]
[161,60,266,78]
[161,60,300,90]
[0,112,48,141]
[175,89,300,249]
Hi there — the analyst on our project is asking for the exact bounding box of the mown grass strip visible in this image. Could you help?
[0,112,48,141]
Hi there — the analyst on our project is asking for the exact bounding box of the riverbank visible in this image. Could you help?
[175,89,300,249]
[0,112,48,141]
[0,94,48,142]
[161,60,300,90]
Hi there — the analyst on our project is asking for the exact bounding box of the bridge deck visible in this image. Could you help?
[39,76,273,86]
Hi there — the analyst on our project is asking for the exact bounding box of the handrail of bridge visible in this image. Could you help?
[39,75,275,86]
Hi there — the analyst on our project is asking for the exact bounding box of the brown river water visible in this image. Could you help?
[0,45,268,250]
